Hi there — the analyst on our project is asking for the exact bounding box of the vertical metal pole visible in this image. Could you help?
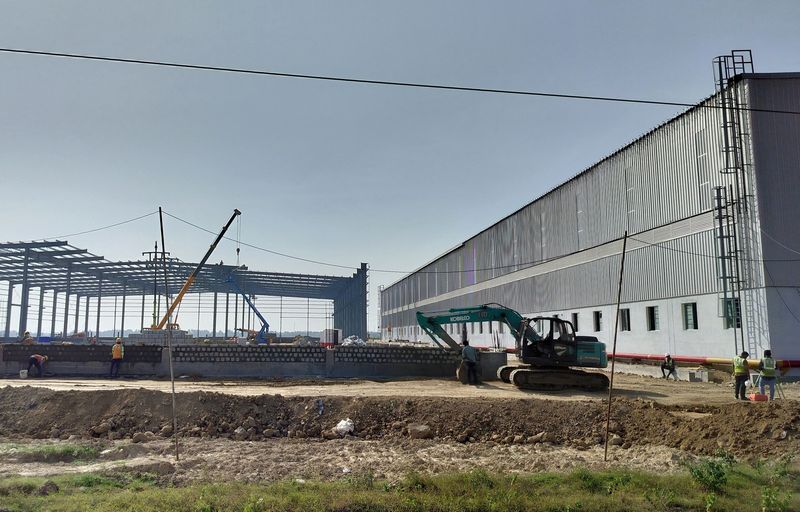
[73,294,80,334]
[141,292,146,331]
[224,293,229,338]
[62,265,71,339]
[50,291,58,338]
[36,288,44,338]
[196,293,201,337]
[18,249,31,336]
[5,283,14,340]
[95,275,103,342]
[307,297,310,337]
[120,283,127,338]
[112,296,118,337]
[233,292,239,337]
[212,292,218,338]
[604,231,628,462]
[158,206,179,462]
[279,296,283,341]
[83,295,90,338]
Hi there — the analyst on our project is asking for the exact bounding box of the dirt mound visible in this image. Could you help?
[1,386,798,458]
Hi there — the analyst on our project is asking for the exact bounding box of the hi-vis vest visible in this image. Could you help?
[761,357,776,378]
[733,356,748,375]
[111,344,124,360]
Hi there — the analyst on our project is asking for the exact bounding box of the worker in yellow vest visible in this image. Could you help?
[110,338,124,378]
[733,351,749,400]
[758,350,777,400]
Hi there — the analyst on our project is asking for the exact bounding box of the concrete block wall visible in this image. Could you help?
[0,344,507,381]
[173,346,326,364]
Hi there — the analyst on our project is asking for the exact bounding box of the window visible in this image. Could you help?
[619,308,631,331]
[593,311,602,332]
[723,298,741,329]
[682,302,698,330]
[646,306,660,331]
[571,313,579,332]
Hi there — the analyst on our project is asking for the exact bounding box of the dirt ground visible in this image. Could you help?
[2,371,798,405]
[1,374,799,482]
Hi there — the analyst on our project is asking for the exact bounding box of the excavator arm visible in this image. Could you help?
[416,304,542,351]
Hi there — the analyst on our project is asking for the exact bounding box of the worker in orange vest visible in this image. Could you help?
[109,338,124,378]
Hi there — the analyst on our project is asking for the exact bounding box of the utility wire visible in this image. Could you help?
[2,48,800,116]
[37,210,158,241]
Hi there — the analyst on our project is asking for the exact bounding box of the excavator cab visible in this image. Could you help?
[520,317,579,365]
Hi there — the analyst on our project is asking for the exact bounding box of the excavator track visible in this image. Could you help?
[497,364,527,383]
[508,367,609,391]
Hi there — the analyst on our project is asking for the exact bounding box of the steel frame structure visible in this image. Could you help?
[0,241,367,340]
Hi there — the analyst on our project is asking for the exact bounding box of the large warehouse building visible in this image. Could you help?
[380,54,800,360]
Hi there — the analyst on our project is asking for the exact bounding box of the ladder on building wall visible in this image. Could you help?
[712,50,765,357]
[713,186,744,353]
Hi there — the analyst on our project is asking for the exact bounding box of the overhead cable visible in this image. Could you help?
[2,48,800,116]
[37,210,158,241]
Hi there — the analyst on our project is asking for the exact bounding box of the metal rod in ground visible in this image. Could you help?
[159,206,179,462]
[604,230,628,462]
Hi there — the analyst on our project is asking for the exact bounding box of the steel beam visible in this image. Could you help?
[50,291,58,337]
[212,292,217,338]
[95,274,102,341]
[120,282,127,337]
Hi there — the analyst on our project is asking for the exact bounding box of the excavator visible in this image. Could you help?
[416,304,609,391]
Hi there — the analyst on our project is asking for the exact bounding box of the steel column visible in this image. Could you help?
[36,287,44,337]
[18,249,31,336]
[84,295,90,336]
[224,292,229,338]
[62,265,71,338]
[212,292,218,338]
[140,292,146,331]
[50,291,58,337]
[4,283,13,340]
[120,283,127,337]
[95,274,103,341]
[73,294,80,334]
[233,292,238,336]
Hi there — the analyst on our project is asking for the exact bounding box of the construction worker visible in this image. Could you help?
[20,331,34,345]
[109,338,124,378]
[758,349,777,400]
[27,354,48,377]
[660,353,678,380]
[733,351,750,401]
[461,339,479,385]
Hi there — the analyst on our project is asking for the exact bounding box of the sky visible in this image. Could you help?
[1,0,799,333]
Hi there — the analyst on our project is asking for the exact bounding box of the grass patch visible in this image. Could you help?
[0,460,797,511]
[0,442,100,463]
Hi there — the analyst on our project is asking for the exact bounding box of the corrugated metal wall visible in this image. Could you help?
[380,78,800,328]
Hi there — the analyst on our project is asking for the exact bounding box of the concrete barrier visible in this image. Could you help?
[0,344,508,381]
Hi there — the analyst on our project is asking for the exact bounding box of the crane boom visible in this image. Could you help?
[155,209,241,330]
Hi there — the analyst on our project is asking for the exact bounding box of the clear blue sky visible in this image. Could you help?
[1,1,799,332]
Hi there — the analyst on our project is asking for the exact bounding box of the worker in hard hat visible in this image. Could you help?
[733,351,750,400]
[109,338,124,378]
[20,331,35,345]
[27,354,48,377]
[660,353,677,380]
[758,350,777,400]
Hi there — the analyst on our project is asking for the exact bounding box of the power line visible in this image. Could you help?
[37,210,158,241]
[2,47,800,116]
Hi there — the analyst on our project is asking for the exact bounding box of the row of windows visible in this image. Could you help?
[389,299,740,338]
[576,299,738,334]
